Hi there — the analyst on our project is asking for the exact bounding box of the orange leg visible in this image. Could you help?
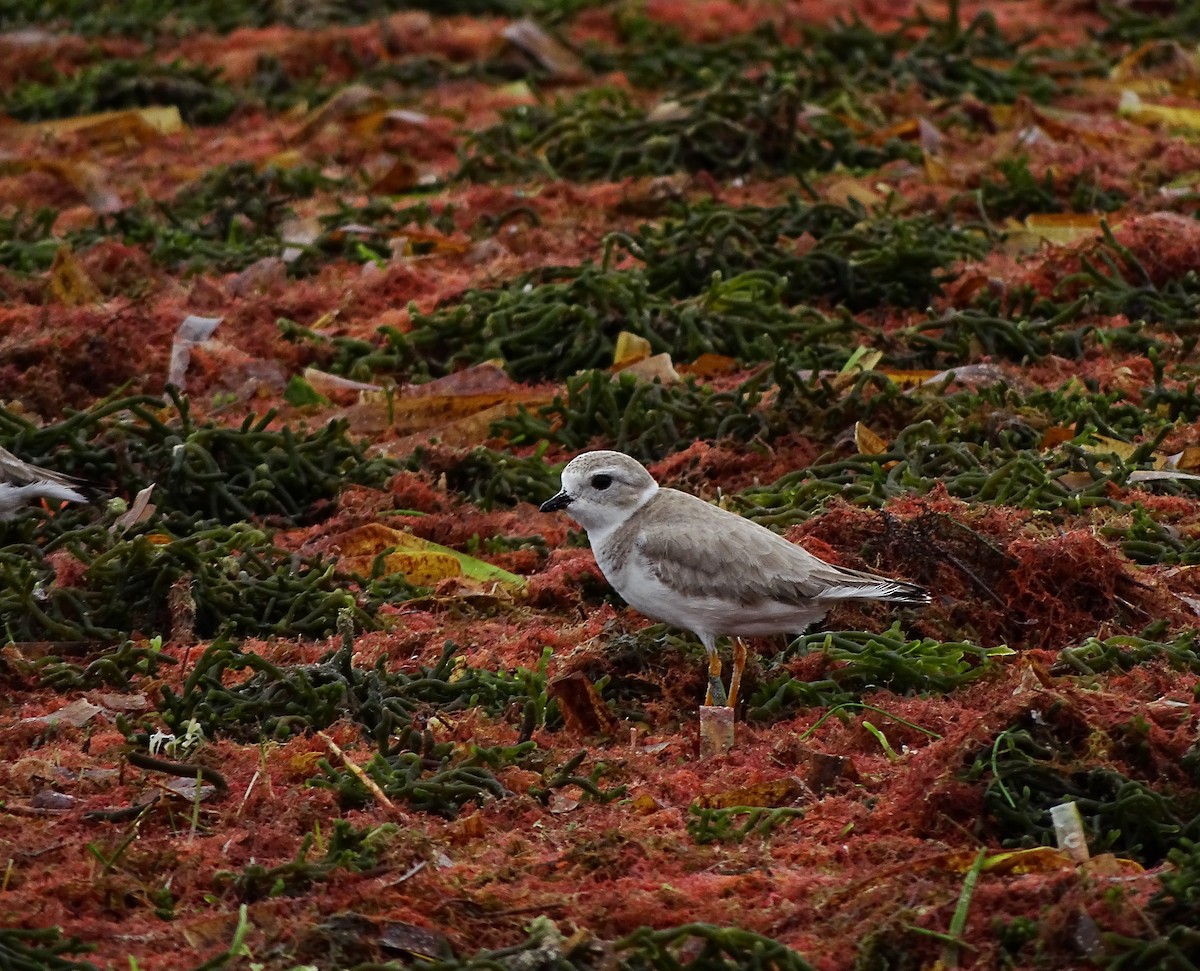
[704,649,723,706]
[728,638,747,710]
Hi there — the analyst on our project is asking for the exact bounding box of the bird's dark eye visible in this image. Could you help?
[591,474,613,491]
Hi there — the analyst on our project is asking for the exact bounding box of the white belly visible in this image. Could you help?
[598,546,826,643]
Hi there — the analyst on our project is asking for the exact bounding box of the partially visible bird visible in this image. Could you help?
[0,446,88,520]
[540,450,929,710]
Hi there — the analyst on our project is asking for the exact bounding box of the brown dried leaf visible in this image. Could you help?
[677,353,740,378]
[548,672,619,737]
[854,421,890,456]
[694,776,806,809]
[49,246,101,306]
[1040,426,1075,448]
[14,106,183,144]
[501,18,589,82]
[291,84,389,143]
[369,156,419,194]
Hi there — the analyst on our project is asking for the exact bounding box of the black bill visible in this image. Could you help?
[540,491,573,512]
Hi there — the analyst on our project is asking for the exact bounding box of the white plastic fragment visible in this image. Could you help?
[1051,800,1090,863]
[167,314,223,389]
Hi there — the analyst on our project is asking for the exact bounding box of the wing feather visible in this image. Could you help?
[634,489,927,607]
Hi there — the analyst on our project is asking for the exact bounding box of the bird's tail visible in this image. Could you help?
[818,570,931,608]
[872,578,930,607]
[1,481,89,518]
[28,481,88,505]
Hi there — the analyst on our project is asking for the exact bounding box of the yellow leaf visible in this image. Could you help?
[854,421,890,456]
[1119,89,1200,131]
[880,369,943,389]
[840,347,883,374]
[49,246,100,306]
[1169,445,1200,471]
[1058,471,1097,491]
[369,550,462,586]
[1,158,121,213]
[677,353,739,378]
[18,106,183,142]
[821,175,884,208]
[1021,213,1105,247]
[337,523,525,587]
[923,151,950,185]
[613,331,652,367]
[369,156,419,195]
[291,84,388,143]
[617,353,679,384]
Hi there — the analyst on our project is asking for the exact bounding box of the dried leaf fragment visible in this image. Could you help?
[49,246,100,306]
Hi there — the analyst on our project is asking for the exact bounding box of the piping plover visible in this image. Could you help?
[0,446,87,519]
[540,450,929,709]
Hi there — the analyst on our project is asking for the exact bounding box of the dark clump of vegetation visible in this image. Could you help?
[0,165,473,277]
[1103,837,1200,969]
[497,370,770,464]
[0,929,99,971]
[457,79,919,183]
[35,638,176,691]
[1054,629,1200,676]
[971,155,1127,220]
[2,59,240,125]
[749,625,1009,720]
[608,198,988,311]
[1098,2,1200,44]
[598,9,1062,103]
[157,636,551,743]
[1,521,368,642]
[407,444,564,510]
[687,804,805,844]
[0,0,601,39]
[215,819,398,902]
[330,196,984,385]
[409,918,817,971]
[0,390,395,527]
[312,725,520,818]
[966,713,1200,868]
[380,267,848,382]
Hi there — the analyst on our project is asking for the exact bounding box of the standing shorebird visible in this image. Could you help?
[540,450,929,709]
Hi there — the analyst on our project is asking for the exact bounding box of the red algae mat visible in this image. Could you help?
[3,1,1200,969]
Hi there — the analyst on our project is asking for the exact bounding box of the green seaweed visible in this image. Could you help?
[0,390,395,526]
[966,721,1198,867]
[686,805,806,844]
[0,929,98,971]
[608,198,987,311]
[749,625,1008,721]
[157,637,548,743]
[2,58,240,125]
[311,725,518,818]
[214,819,398,902]
[457,79,918,183]
[1,522,369,642]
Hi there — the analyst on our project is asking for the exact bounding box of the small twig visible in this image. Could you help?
[127,751,228,792]
[317,731,396,811]
[189,769,203,843]
[236,768,260,819]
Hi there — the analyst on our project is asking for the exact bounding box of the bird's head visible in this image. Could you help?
[540,450,658,534]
